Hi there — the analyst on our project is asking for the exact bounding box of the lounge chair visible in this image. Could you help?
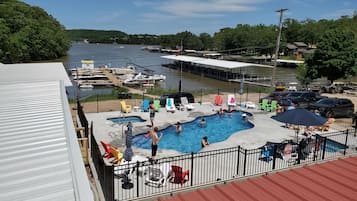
[142,99,150,112]
[120,100,132,113]
[227,94,237,107]
[145,163,172,187]
[166,98,176,112]
[154,100,161,112]
[170,165,190,186]
[180,97,194,110]
[214,95,223,106]
[114,155,148,176]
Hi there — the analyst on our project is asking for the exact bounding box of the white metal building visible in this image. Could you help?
[0,63,93,201]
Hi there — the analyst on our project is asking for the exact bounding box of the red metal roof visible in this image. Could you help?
[158,156,357,201]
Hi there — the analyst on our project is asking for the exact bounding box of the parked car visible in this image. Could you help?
[278,91,326,108]
[159,92,195,107]
[320,82,357,93]
[308,98,355,117]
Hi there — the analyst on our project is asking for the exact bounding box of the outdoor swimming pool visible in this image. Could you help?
[108,116,146,125]
[132,111,254,153]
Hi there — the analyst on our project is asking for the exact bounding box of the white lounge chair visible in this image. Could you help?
[114,155,148,176]
[145,163,171,187]
[227,94,237,107]
[180,97,194,110]
[166,98,176,112]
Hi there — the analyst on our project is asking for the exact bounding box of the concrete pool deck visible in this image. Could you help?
[86,102,298,158]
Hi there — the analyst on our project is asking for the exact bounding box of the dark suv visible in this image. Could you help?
[159,92,195,106]
[278,91,325,108]
[309,98,354,117]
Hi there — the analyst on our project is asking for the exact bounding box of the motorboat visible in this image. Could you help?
[123,73,166,85]
[79,84,94,89]
[112,65,136,75]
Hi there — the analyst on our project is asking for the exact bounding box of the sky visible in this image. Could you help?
[23,0,357,35]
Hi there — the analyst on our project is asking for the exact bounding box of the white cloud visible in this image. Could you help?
[134,0,267,18]
[324,9,356,19]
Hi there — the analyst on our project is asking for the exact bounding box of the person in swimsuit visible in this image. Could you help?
[201,136,209,148]
[149,100,155,126]
[151,126,163,162]
[176,122,182,133]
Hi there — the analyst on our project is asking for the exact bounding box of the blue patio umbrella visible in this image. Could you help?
[271,108,327,126]
[271,108,328,142]
[122,122,134,189]
[123,122,133,162]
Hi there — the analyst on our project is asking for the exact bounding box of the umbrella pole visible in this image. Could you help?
[295,128,299,143]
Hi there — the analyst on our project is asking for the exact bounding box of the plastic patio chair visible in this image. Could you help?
[267,100,278,112]
[259,99,269,111]
[100,141,113,159]
[142,99,150,112]
[214,95,223,106]
[120,100,132,113]
[166,98,176,112]
[170,165,190,185]
[154,100,161,112]
[110,147,123,165]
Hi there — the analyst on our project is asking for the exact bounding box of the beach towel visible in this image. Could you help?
[166,98,176,112]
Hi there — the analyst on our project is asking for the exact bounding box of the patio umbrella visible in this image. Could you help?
[271,108,328,142]
[124,122,133,162]
[122,122,134,189]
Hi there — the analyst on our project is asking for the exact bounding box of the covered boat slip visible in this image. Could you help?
[161,55,273,86]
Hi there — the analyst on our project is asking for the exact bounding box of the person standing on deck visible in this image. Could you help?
[149,100,155,126]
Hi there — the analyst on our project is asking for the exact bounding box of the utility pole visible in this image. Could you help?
[179,39,183,94]
[271,8,288,87]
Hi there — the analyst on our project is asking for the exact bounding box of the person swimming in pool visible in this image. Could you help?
[200,117,206,127]
[176,122,182,133]
[201,136,209,148]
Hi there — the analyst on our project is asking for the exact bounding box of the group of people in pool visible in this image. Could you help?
[147,103,248,162]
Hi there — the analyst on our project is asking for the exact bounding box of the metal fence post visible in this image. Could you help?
[190,152,194,186]
[243,149,247,176]
[322,137,327,160]
[344,129,349,155]
[236,146,240,176]
[272,145,277,170]
[136,161,140,198]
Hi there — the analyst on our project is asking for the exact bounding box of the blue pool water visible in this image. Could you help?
[325,139,348,152]
[132,111,254,153]
[108,116,146,124]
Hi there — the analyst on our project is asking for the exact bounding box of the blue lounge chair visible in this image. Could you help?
[142,99,150,112]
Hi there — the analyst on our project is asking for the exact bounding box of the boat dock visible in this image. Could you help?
[161,55,274,87]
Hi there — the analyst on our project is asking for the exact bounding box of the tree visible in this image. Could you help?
[296,63,312,89]
[305,29,357,83]
[0,0,70,63]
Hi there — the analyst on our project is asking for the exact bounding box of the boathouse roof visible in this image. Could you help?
[162,55,273,70]
[0,62,72,86]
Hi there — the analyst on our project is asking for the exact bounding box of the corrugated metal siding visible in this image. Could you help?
[0,82,81,201]
[158,156,357,201]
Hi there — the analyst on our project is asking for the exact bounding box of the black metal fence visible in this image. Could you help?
[77,100,89,137]
[90,123,114,201]
[110,129,357,201]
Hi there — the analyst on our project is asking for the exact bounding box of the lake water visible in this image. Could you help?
[64,42,297,95]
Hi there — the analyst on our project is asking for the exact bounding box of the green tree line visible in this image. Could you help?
[67,13,357,52]
[0,0,70,64]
